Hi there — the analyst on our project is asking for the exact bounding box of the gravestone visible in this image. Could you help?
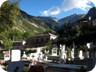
[87,42,94,49]
[60,44,67,63]
[11,49,21,62]
[71,48,75,60]
[7,61,24,72]
[38,52,43,62]
[71,42,75,59]
[87,42,94,58]
[52,44,58,56]
[3,50,10,62]
[37,48,43,61]
[44,50,49,61]
[22,51,27,60]
[79,50,84,60]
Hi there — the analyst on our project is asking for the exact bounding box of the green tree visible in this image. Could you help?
[57,23,80,44]
[9,29,23,41]
[0,32,12,49]
[0,1,20,32]
[0,1,20,49]
[23,31,32,39]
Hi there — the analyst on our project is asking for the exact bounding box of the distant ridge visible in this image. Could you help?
[58,14,85,25]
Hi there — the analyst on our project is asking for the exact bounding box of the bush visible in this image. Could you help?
[0,53,4,58]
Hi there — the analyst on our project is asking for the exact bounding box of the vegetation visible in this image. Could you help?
[42,41,52,54]
[0,1,20,49]
[57,23,80,45]
[0,1,20,32]
[0,1,54,49]
[0,53,4,58]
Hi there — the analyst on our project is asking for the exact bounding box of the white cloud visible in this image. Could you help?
[89,0,96,6]
[41,0,96,16]
[61,0,92,11]
[0,0,7,7]
[41,7,61,16]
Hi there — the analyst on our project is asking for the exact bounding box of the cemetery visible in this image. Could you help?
[0,41,96,72]
[0,1,96,72]
[0,31,96,72]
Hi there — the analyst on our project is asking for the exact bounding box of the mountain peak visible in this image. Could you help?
[58,14,85,25]
[82,7,96,20]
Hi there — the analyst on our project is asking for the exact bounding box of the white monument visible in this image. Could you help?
[11,49,21,62]
[37,48,43,61]
[79,50,84,60]
[22,51,27,60]
[71,48,75,60]
[87,42,94,58]
[87,42,94,49]
[60,44,67,62]
[44,50,49,61]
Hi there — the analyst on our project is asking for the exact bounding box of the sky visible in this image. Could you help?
[0,0,7,7]
[0,0,96,19]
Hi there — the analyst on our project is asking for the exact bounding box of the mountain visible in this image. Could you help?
[58,14,85,25]
[10,7,96,37]
[81,7,96,20]
[14,10,57,35]
[37,16,58,25]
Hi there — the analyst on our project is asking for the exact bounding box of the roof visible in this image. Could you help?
[12,41,26,46]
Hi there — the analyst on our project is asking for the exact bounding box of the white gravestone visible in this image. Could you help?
[3,50,10,62]
[87,42,94,58]
[22,51,27,60]
[87,42,94,49]
[37,48,43,61]
[71,48,75,60]
[38,52,43,62]
[44,50,49,61]
[60,45,67,61]
[11,49,21,62]
[79,50,84,60]
[52,47,57,56]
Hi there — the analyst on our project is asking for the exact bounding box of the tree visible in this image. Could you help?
[0,1,20,49]
[9,29,23,41]
[0,32,12,49]
[23,31,32,39]
[0,1,20,32]
[57,23,80,45]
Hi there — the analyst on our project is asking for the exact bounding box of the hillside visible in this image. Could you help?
[14,10,57,35]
